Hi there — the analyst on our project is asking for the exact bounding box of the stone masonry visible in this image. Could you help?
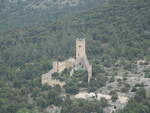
[42,38,92,86]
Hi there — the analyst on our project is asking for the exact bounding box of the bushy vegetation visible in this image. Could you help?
[118,88,150,113]
[0,0,105,30]
[0,0,150,113]
[61,98,103,113]
[144,69,150,78]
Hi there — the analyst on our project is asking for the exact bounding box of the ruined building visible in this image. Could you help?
[42,39,92,86]
[145,86,150,98]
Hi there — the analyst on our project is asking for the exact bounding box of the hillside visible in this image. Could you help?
[0,0,150,113]
[0,0,106,30]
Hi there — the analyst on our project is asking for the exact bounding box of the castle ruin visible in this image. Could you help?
[42,38,92,87]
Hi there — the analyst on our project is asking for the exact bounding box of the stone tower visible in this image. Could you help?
[76,38,92,82]
[41,38,92,87]
[76,39,86,59]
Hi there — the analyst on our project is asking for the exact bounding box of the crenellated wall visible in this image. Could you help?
[42,39,92,87]
[52,58,76,73]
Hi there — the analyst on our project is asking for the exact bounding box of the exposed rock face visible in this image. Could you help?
[74,92,128,113]
[45,105,61,113]
[42,38,92,87]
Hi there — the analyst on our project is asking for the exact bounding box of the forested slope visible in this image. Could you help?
[0,0,106,30]
[0,0,150,113]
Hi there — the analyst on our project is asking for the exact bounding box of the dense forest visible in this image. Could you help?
[0,0,106,30]
[0,0,150,113]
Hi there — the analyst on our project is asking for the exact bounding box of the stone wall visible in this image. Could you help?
[42,58,75,87]
[41,38,92,86]
[145,86,150,98]
[41,70,65,87]
[53,58,76,73]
